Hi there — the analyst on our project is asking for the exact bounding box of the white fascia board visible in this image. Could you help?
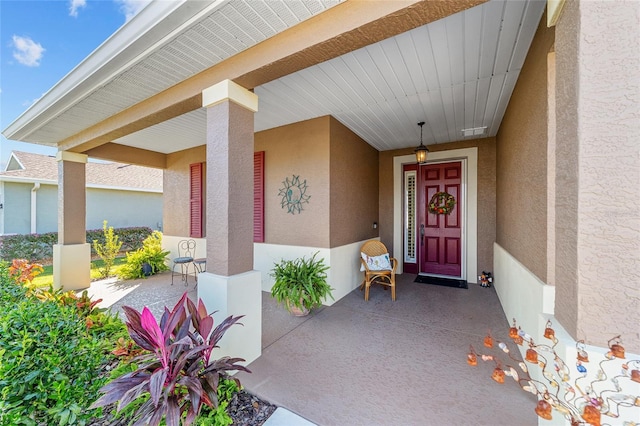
[2,0,229,141]
[0,177,55,186]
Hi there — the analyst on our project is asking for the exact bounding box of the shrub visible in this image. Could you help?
[0,263,112,425]
[91,292,250,426]
[118,231,170,280]
[7,258,44,296]
[93,221,123,278]
[88,226,153,254]
[0,226,153,263]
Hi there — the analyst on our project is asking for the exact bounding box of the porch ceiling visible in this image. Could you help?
[3,0,545,156]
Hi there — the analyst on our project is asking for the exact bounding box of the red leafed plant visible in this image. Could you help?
[90,292,249,426]
[8,258,44,295]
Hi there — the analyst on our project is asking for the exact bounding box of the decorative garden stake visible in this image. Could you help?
[468,319,640,425]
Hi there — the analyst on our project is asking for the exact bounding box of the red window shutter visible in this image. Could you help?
[189,162,203,238]
[254,151,265,242]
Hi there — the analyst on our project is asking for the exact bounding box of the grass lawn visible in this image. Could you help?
[31,257,128,288]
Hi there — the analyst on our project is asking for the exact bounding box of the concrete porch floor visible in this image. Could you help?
[88,272,536,426]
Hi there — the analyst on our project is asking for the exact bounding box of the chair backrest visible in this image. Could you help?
[178,239,196,258]
[360,240,389,257]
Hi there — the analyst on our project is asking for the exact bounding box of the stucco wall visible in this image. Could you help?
[379,137,496,274]
[329,117,379,247]
[555,0,640,352]
[255,116,331,248]
[164,146,207,237]
[495,14,554,283]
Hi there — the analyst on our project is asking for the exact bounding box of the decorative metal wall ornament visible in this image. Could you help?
[279,175,310,215]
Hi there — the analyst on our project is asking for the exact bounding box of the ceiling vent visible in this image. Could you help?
[461,126,487,137]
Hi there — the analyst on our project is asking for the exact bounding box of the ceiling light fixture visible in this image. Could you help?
[414,121,429,164]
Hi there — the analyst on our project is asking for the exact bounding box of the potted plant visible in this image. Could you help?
[270,252,333,316]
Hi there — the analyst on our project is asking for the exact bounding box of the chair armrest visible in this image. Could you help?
[390,257,398,273]
[360,258,371,272]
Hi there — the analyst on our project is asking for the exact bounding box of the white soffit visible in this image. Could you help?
[254,0,545,151]
[7,0,546,156]
[4,0,343,145]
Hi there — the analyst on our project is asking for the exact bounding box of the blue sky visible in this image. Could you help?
[0,0,150,168]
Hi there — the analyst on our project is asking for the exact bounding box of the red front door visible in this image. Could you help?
[419,162,462,277]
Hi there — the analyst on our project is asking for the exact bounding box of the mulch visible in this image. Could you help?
[87,390,276,425]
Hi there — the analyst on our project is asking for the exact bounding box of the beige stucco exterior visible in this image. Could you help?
[554,0,639,348]
[496,13,554,284]
[255,117,331,247]
[164,146,206,237]
[329,117,379,247]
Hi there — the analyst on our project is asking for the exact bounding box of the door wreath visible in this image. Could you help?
[428,191,456,215]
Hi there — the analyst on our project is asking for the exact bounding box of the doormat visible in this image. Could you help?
[414,275,468,289]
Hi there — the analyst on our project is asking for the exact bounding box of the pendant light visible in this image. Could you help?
[414,121,429,164]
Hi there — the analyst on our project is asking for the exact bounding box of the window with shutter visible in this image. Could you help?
[254,151,265,242]
[189,162,203,238]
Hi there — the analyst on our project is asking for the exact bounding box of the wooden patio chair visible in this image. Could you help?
[359,240,398,301]
[171,239,195,286]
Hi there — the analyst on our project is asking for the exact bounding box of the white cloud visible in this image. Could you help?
[69,0,87,17]
[11,35,45,67]
[116,0,152,22]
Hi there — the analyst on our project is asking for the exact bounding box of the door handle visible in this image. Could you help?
[420,224,425,245]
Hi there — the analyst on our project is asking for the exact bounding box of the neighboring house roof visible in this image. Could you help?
[0,151,162,192]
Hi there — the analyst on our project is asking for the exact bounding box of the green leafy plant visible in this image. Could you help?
[0,226,152,263]
[270,252,333,315]
[191,378,238,426]
[0,263,115,426]
[86,310,129,343]
[91,292,250,426]
[93,220,123,278]
[118,231,170,279]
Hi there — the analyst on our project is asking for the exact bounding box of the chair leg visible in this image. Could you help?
[391,283,396,301]
[364,281,370,301]
[181,263,189,286]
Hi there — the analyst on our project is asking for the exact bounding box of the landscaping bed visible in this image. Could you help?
[0,261,277,426]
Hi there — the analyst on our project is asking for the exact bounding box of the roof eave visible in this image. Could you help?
[2,0,228,143]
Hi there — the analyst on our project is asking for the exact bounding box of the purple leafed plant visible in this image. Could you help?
[91,292,250,426]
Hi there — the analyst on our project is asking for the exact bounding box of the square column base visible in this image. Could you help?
[53,243,91,291]
[197,270,262,365]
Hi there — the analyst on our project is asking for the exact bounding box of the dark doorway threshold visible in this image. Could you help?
[414,275,468,289]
